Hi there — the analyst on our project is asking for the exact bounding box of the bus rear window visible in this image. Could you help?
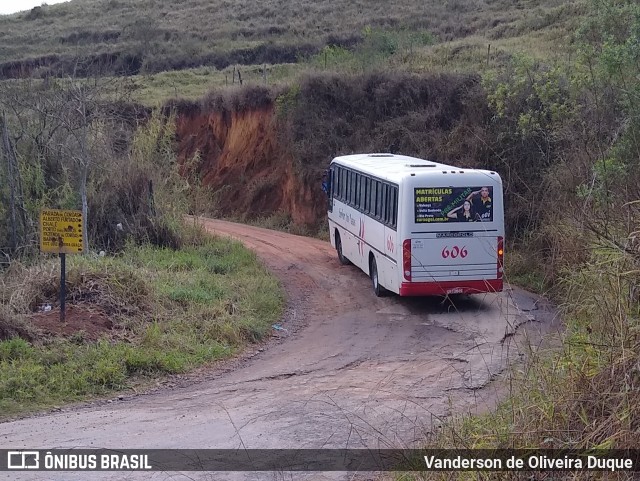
[414,186,494,223]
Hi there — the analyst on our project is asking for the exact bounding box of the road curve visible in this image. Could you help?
[0,218,556,480]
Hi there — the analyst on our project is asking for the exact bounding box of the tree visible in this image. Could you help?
[0,74,133,256]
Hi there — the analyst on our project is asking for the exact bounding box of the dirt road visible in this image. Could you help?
[0,219,556,480]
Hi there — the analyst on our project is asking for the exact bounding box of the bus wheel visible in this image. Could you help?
[335,232,350,265]
[370,256,386,297]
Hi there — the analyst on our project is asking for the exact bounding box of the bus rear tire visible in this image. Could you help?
[370,256,386,297]
[335,232,350,265]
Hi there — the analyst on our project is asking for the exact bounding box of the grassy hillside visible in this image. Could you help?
[0,0,583,83]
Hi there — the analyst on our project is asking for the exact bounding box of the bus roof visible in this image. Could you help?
[330,153,497,184]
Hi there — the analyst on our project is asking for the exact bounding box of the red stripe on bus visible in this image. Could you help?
[399,279,503,296]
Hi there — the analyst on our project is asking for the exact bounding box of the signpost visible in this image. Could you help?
[39,209,84,322]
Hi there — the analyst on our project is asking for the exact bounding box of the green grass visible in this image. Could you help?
[504,248,550,295]
[129,64,301,106]
[0,236,284,418]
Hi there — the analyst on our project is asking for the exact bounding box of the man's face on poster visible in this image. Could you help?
[480,187,490,199]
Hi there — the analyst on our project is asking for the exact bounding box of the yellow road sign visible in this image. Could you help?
[40,209,84,254]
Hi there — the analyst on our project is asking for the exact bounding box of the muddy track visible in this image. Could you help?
[0,218,557,481]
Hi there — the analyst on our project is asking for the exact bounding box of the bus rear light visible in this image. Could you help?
[497,236,504,279]
[403,239,412,281]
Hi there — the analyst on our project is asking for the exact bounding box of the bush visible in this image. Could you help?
[88,110,191,252]
[201,85,275,112]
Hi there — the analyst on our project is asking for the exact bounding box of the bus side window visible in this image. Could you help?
[353,172,358,206]
[371,181,377,217]
[381,184,388,222]
[341,168,347,201]
[373,180,382,217]
[388,185,393,224]
[342,169,347,202]
[346,171,350,205]
[352,173,357,207]
[385,185,391,225]
[390,186,396,228]
[369,180,375,215]
[349,171,356,205]
[330,168,336,197]
[344,169,349,202]
[392,186,398,228]
[364,177,370,213]
[383,185,389,225]
[382,184,387,224]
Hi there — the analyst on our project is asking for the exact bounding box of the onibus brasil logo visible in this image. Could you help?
[7,451,40,469]
[5,450,152,471]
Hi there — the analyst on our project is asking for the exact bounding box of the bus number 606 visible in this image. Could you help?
[442,246,468,259]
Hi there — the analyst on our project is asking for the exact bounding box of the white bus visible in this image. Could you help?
[326,153,504,297]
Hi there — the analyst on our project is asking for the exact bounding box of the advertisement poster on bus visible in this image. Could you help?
[414,186,493,223]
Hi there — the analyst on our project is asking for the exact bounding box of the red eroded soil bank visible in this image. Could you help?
[175,104,326,226]
[172,74,502,231]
